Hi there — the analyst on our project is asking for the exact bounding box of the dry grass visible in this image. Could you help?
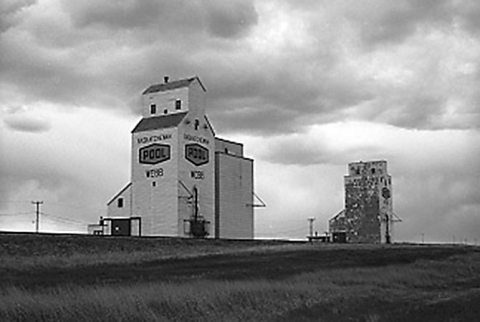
[0,233,301,270]
[1,249,480,321]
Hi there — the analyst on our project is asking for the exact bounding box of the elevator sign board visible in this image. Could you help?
[139,144,171,165]
[185,143,209,166]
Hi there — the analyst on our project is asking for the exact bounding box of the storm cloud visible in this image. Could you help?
[0,0,479,242]
[1,0,479,135]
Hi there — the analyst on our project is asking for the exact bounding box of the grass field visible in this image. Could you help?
[1,232,479,321]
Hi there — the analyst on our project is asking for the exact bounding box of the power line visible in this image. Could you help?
[42,216,86,229]
[42,217,87,227]
[0,211,33,217]
[41,212,91,226]
[4,200,103,212]
[44,201,104,211]
[1,200,32,204]
[41,215,88,233]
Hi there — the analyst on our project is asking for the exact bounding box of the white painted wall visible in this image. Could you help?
[142,87,189,118]
[107,77,253,239]
[177,84,215,237]
[215,153,254,239]
[131,77,214,237]
[187,79,206,118]
[106,183,132,218]
[131,128,179,236]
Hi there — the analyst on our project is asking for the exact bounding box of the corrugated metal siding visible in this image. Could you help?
[215,153,254,239]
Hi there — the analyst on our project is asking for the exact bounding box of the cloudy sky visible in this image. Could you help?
[1,0,479,243]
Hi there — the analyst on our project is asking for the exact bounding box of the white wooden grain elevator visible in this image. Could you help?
[106,76,255,239]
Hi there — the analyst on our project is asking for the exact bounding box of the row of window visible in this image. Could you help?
[150,100,182,115]
[351,167,384,175]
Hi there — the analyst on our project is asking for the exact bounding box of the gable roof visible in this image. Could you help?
[132,112,188,133]
[142,76,206,95]
[204,115,215,136]
[107,182,132,206]
[329,209,346,222]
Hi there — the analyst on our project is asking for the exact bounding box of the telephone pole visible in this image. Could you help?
[32,201,43,233]
[307,217,316,238]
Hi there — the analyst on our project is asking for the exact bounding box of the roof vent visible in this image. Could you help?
[164,76,169,83]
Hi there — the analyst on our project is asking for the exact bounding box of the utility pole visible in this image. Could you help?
[32,201,43,233]
[307,217,316,238]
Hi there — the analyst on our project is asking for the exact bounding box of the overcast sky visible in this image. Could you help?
[1,0,479,243]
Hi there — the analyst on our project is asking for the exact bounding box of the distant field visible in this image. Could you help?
[1,232,479,321]
[0,232,297,270]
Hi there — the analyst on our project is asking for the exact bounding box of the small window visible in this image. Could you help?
[150,104,156,115]
[152,182,156,187]
[371,168,376,174]
[194,119,199,130]
[175,100,182,110]
[118,198,124,208]
[164,109,168,114]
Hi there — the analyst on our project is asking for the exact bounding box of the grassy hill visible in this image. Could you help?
[1,232,479,321]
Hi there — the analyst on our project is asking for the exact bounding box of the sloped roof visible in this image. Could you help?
[132,112,188,133]
[106,182,132,206]
[142,76,206,95]
[204,115,215,136]
[329,209,346,222]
